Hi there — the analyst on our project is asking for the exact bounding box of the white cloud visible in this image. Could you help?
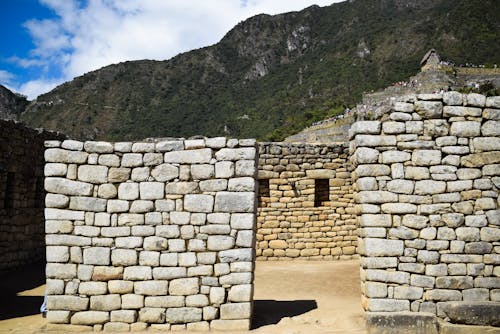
[18,78,64,100]
[18,0,340,98]
[0,70,15,85]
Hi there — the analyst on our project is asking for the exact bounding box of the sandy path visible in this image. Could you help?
[0,260,366,333]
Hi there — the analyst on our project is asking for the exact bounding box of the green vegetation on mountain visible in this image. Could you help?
[19,0,500,141]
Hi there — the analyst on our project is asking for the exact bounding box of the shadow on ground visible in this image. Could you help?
[0,262,45,320]
[252,299,318,329]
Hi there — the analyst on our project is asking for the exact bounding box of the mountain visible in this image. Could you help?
[17,0,500,141]
[0,85,28,121]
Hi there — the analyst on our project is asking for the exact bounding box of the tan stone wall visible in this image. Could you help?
[256,142,357,260]
[0,120,64,274]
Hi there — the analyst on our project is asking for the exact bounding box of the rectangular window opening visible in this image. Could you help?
[4,172,15,209]
[258,179,270,206]
[314,179,329,207]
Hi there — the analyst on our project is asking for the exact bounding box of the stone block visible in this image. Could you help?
[360,238,404,256]
[366,299,410,312]
[108,280,134,294]
[184,194,214,212]
[47,296,89,311]
[214,192,255,212]
[166,307,202,324]
[118,183,139,200]
[414,101,442,118]
[71,311,109,325]
[215,148,255,160]
[164,148,212,163]
[83,247,110,265]
[123,266,152,281]
[78,165,108,184]
[138,307,165,323]
[412,150,441,166]
[45,178,93,196]
[134,281,168,296]
[219,248,253,263]
[169,278,199,295]
[90,294,121,311]
[210,319,250,331]
[207,236,235,251]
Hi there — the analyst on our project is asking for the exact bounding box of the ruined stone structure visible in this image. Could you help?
[43,138,257,332]
[256,142,357,260]
[0,120,64,274]
[351,92,500,332]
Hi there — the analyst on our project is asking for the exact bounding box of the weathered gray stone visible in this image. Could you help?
[349,121,381,138]
[138,307,165,323]
[412,150,441,166]
[355,191,398,204]
[121,153,143,167]
[166,307,202,324]
[360,238,403,257]
[354,147,379,163]
[123,266,152,281]
[443,91,463,106]
[355,164,391,177]
[45,178,93,196]
[207,236,235,251]
[441,302,500,326]
[354,135,396,147]
[214,192,255,212]
[164,148,212,163]
[45,149,88,164]
[134,281,168,296]
[47,296,88,311]
[465,93,486,107]
[414,101,442,118]
[219,248,253,263]
[139,182,164,200]
[184,194,214,212]
[153,267,186,280]
[83,247,110,265]
[169,278,199,295]
[220,302,252,320]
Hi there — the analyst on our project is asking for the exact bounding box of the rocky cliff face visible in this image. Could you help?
[0,85,28,121]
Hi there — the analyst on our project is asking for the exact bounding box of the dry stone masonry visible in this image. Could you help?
[257,142,357,260]
[44,137,257,332]
[351,92,500,328]
[0,120,64,274]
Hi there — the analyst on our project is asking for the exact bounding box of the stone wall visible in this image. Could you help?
[256,142,357,260]
[0,120,64,274]
[351,92,500,324]
[44,137,257,332]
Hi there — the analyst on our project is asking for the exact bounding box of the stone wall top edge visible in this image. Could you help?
[258,141,349,148]
[0,119,66,140]
[44,137,258,153]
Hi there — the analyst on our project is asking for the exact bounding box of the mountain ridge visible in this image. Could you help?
[6,0,500,141]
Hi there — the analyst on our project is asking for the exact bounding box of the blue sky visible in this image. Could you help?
[0,0,339,100]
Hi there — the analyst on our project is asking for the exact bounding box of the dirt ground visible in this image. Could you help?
[0,260,366,334]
